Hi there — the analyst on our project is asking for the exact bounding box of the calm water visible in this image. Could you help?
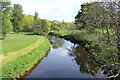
[25,36,106,78]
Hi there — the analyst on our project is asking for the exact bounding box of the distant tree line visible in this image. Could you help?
[0,1,75,36]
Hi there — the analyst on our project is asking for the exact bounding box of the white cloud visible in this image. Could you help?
[11,0,91,21]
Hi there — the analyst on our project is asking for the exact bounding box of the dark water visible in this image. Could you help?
[25,36,106,78]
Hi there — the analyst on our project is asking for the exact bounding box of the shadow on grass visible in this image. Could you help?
[25,33,36,35]
[9,32,36,35]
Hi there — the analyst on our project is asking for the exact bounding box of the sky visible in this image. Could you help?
[10,0,93,22]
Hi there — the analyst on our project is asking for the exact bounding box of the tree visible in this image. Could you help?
[11,4,24,33]
[75,1,120,78]
[23,15,34,32]
[62,22,75,30]
[41,19,51,35]
[50,20,66,32]
[50,21,60,31]
[33,11,38,26]
[75,2,116,42]
[75,4,86,30]
[111,1,120,61]
[116,1,120,61]
[34,18,51,35]
[33,11,38,33]
[75,2,104,32]
[0,1,13,36]
[33,11,52,35]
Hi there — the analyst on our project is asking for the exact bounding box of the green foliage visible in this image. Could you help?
[40,19,51,35]
[62,22,75,30]
[34,11,38,24]
[11,4,24,33]
[1,1,13,36]
[50,20,75,32]
[34,18,51,35]
[23,15,34,32]
[51,29,118,64]
[74,1,119,64]
[50,21,61,31]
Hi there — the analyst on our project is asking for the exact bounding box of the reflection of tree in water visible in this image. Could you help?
[69,45,120,78]
[48,36,65,49]
[69,45,101,76]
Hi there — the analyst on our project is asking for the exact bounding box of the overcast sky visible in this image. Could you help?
[11,0,93,22]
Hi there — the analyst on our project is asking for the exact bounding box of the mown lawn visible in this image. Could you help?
[1,33,42,55]
[1,33,50,78]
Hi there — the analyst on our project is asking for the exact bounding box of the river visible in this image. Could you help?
[23,36,107,79]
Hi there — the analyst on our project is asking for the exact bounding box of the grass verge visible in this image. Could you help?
[1,33,50,78]
[1,33,41,54]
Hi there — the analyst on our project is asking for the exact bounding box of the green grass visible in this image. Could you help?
[2,38,50,78]
[1,33,41,54]
[1,33,50,78]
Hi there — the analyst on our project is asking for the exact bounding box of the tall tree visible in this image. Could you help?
[23,15,34,32]
[75,4,86,30]
[11,4,24,33]
[33,11,38,26]
[33,11,38,33]
[0,1,13,36]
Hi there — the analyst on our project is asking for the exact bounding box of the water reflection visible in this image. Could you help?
[25,36,106,78]
[48,36,103,77]
[48,36,65,49]
[69,45,101,76]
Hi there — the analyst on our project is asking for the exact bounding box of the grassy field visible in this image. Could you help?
[1,33,42,55]
[1,33,50,78]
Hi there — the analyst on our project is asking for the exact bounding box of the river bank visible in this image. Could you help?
[49,31,119,78]
[49,31,100,61]
[49,30,118,65]
[24,36,107,79]
[1,33,50,79]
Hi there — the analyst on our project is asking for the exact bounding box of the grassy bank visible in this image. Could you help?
[50,30,118,65]
[1,33,50,78]
[1,33,42,55]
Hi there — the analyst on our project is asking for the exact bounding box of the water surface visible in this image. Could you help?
[25,36,106,78]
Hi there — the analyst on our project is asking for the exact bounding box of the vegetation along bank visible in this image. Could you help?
[1,33,50,78]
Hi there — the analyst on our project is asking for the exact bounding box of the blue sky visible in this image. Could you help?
[11,0,92,22]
